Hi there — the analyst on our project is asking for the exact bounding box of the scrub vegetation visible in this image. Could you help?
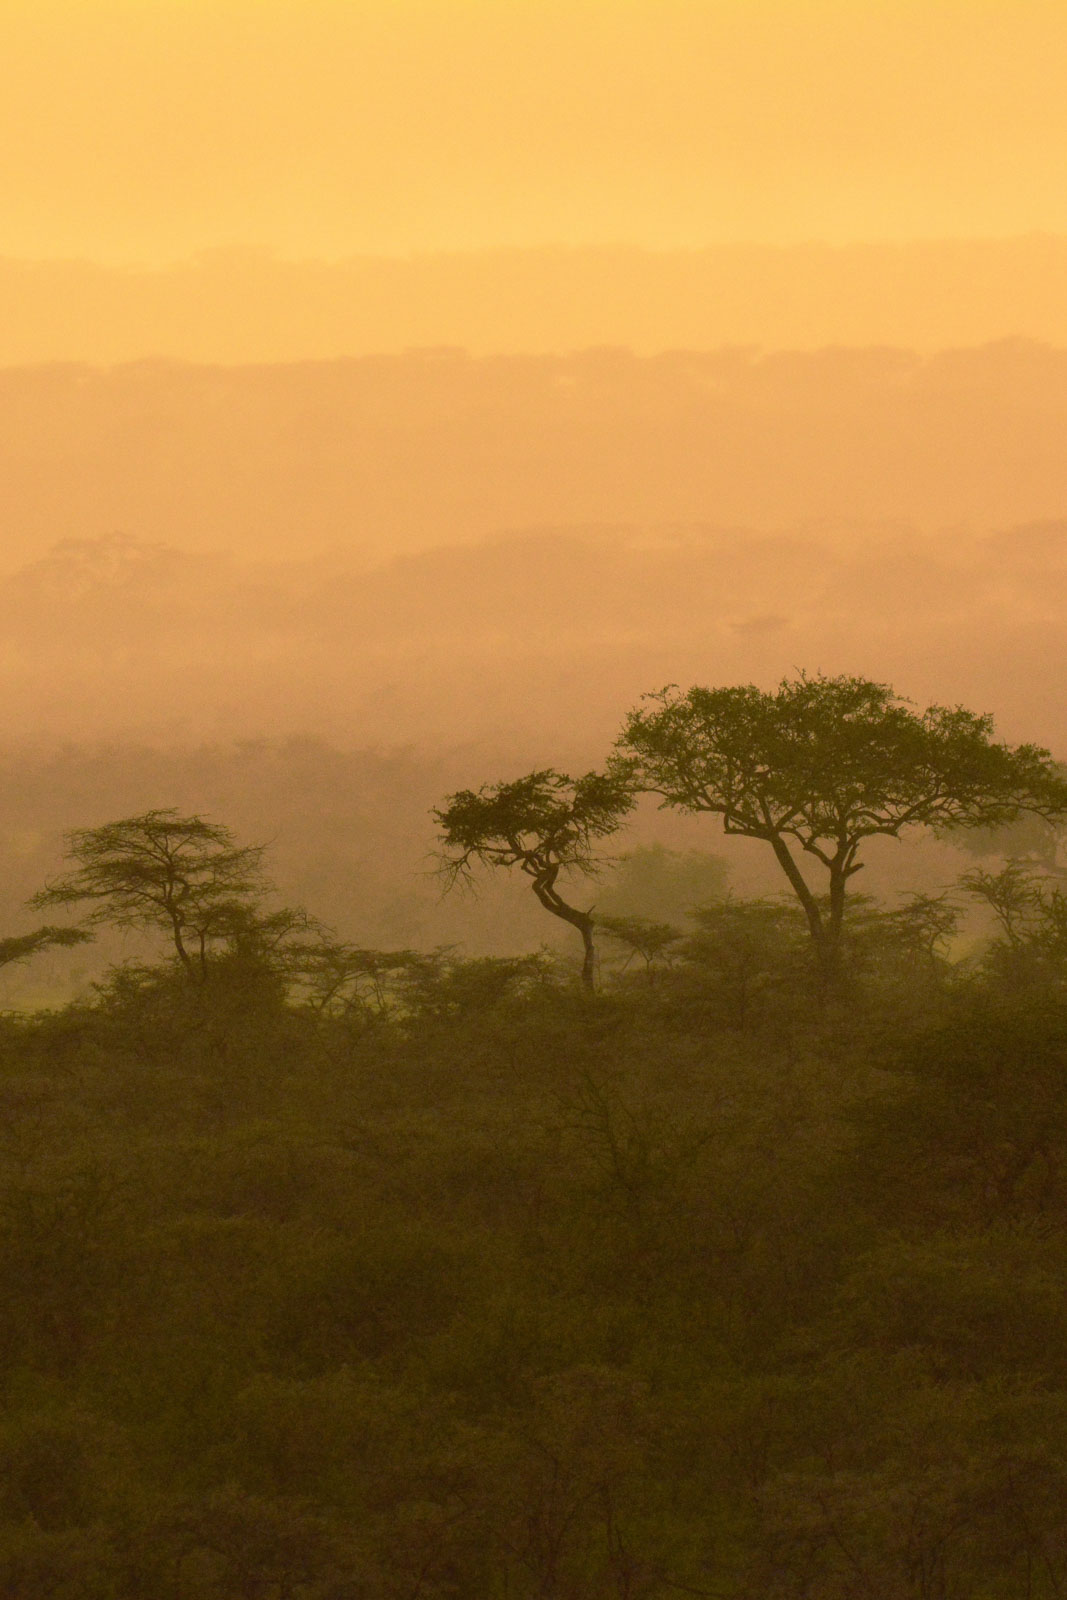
[3,674,1067,1598]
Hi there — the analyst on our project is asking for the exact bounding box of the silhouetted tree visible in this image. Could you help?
[618,674,1067,988]
[31,810,271,982]
[294,942,423,1028]
[959,861,1067,990]
[596,915,683,983]
[959,862,1042,948]
[434,769,635,988]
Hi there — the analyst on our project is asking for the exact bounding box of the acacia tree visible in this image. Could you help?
[433,769,635,988]
[596,916,684,984]
[31,810,274,982]
[617,674,1067,986]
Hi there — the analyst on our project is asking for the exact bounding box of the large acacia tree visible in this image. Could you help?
[617,674,1067,985]
[434,769,635,988]
[31,810,273,982]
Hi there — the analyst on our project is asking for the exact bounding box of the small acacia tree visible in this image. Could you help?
[433,769,635,988]
[31,810,274,982]
[596,915,684,984]
[617,674,1067,986]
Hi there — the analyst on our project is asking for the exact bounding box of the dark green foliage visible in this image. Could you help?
[436,769,635,870]
[676,896,811,1029]
[7,737,1067,1594]
[853,989,1067,1231]
[1,918,1064,1599]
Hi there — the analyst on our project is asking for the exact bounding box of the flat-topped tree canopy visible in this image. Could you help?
[616,673,1067,982]
[31,809,272,981]
[434,768,635,988]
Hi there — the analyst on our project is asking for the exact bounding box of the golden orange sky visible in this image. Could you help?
[4,0,1067,263]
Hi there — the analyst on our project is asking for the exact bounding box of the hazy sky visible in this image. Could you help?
[5,0,1067,262]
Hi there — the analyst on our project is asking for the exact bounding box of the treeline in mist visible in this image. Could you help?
[2,517,1067,749]
[3,674,1067,1594]
[0,722,1002,1010]
[3,341,1067,572]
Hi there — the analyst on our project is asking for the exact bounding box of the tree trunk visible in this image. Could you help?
[824,859,849,992]
[531,868,597,990]
[168,913,195,980]
[578,916,596,989]
[767,834,846,999]
[768,834,825,944]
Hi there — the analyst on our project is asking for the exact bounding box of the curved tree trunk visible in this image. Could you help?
[530,866,597,990]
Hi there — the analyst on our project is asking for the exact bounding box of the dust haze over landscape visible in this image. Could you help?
[11,5,1067,1592]
[7,329,1067,741]
[5,329,1067,971]
[8,2,1067,821]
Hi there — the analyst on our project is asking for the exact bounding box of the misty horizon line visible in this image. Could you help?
[7,232,1067,270]
[1,333,1063,378]
[7,237,1067,364]
[10,517,1067,591]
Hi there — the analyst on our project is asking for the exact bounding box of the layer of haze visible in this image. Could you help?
[5,0,1067,978]
[0,518,1053,991]
[1,516,1065,754]
[5,1,1067,262]
[3,342,1067,571]
[5,240,1067,363]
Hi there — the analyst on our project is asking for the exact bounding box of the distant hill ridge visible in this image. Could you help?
[3,236,1067,363]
